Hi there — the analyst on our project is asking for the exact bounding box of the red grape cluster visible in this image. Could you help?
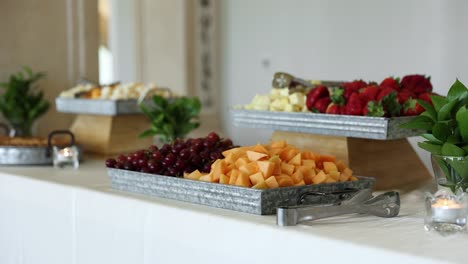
[105,132,234,177]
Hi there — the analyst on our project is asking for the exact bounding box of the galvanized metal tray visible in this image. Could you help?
[231,109,419,140]
[55,98,154,116]
[0,145,83,165]
[108,168,375,215]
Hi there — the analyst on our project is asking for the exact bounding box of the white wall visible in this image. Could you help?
[220,0,468,171]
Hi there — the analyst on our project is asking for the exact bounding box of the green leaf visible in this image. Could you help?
[433,122,450,141]
[456,107,468,142]
[447,158,468,180]
[418,141,442,155]
[438,99,458,121]
[441,142,466,156]
[417,99,437,121]
[447,79,468,101]
[399,115,434,131]
[421,133,443,145]
[138,129,155,138]
[431,95,448,112]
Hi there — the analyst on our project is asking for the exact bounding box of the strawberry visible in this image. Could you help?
[338,105,347,114]
[400,74,432,94]
[313,97,331,113]
[359,85,379,102]
[343,80,367,100]
[397,89,415,104]
[345,93,364,116]
[325,103,340,114]
[363,100,385,117]
[418,92,433,104]
[380,77,400,90]
[306,85,329,111]
[402,98,424,116]
[376,87,397,101]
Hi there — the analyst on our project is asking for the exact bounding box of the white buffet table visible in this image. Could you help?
[1,159,467,264]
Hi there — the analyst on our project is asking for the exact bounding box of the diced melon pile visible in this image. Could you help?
[184,140,357,188]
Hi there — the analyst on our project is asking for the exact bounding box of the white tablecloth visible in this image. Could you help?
[0,159,467,264]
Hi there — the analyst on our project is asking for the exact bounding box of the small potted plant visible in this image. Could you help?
[0,67,49,137]
[401,79,468,193]
[139,95,202,144]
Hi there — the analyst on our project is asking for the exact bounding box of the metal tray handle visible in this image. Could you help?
[46,130,75,157]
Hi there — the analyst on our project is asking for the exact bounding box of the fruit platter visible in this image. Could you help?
[105,133,374,214]
[56,82,172,115]
[233,74,437,140]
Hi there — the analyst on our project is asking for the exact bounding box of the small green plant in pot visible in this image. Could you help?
[139,95,201,144]
[0,67,49,137]
[401,79,468,193]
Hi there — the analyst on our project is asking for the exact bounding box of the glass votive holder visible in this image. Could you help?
[424,190,468,235]
[53,145,79,169]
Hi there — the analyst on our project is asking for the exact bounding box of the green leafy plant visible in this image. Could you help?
[0,66,49,137]
[401,79,468,192]
[139,95,201,143]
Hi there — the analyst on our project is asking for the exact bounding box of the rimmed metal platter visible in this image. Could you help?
[55,98,155,116]
[0,145,52,165]
[108,168,375,215]
[231,109,419,140]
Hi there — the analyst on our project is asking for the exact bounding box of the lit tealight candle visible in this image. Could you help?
[431,197,464,224]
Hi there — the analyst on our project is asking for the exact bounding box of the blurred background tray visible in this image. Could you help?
[231,109,419,140]
[56,98,154,116]
[108,168,375,215]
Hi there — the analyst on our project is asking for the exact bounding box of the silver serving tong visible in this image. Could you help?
[277,189,400,226]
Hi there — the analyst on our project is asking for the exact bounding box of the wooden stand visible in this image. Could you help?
[271,131,432,190]
[70,115,153,155]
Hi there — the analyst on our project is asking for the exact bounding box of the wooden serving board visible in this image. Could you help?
[70,114,152,155]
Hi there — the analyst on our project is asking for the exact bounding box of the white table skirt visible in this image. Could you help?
[0,160,466,264]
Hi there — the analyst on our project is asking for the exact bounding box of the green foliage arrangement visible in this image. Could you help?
[0,67,49,137]
[139,95,201,143]
[401,79,468,192]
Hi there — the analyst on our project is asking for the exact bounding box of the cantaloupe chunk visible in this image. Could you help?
[312,170,327,184]
[235,172,252,187]
[319,154,336,163]
[219,174,229,184]
[294,180,305,186]
[229,169,240,185]
[269,147,283,156]
[265,176,279,188]
[323,161,338,174]
[235,157,249,168]
[336,160,347,172]
[249,172,264,186]
[253,143,269,154]
[302,151,317,160]
[185,170,202,180]
[299,166,316,184]
[302,159,316,168]
[291,170,304,184]
[252,181,268,189]
[222,147,241,158]
[199,174,213,182]
[288,153,301,165]
[325,177,337,183]
[211,160,227,181]
[269,155,282,175]
[239,162,258,175]
[350,176,358,181]
[276,175,294,187]
[280,147,299,162]
[339,172,350,182]
[280,163,295,176]
[271,140,286,149]
[328,171,340,181]
[257,160,274,179]
[343,167,353,178]
[246,150,268,161]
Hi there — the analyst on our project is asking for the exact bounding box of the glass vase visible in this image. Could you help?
[431,154,468,194]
